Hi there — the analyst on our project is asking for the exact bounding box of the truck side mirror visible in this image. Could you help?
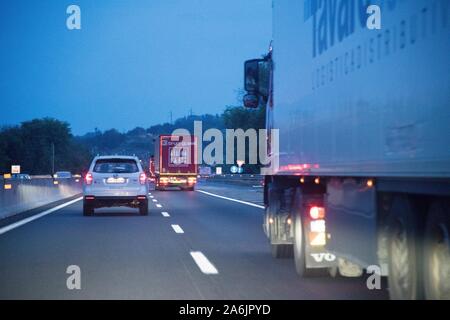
[244,58,270,108]
[244,59,262,93]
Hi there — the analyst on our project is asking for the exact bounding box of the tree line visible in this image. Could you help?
[0,118,91,175]
[0,106,265,175]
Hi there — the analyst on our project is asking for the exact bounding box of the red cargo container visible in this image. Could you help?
[154,135,198,191]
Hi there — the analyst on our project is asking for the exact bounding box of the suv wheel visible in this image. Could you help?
[83,202,94,216]
[139,201,149,216]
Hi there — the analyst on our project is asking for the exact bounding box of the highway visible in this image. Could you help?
[0,181,388,300]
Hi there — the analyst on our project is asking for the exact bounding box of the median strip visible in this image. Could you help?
[0,197,83,236]
[196,190,264,209]
[190,251,219,275]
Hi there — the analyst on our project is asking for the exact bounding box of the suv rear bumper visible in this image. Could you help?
[84,195,148,208]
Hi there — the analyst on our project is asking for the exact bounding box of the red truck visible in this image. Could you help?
[152,135,198,191]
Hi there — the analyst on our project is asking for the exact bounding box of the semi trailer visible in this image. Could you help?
[243,0,450,299]
[153,135,198,191]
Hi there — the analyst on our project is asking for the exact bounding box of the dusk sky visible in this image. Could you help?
[0,0,271,135]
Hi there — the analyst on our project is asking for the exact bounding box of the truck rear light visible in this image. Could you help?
[188,177,197,184]
[139,173,147,185]
[310,219,325,232]
[309,206,325,220]
[309,232,326,246]
[137,195,147,200]
[85,196,95,200]
[160,177,169,184]
[85,173,93,185]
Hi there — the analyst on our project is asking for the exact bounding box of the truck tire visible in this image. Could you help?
[423,201,450,300]
[139,201,149,216]
[83,202,94,216]
[293,208,309,276]
[292,188,308,276]
[387,196,424,300]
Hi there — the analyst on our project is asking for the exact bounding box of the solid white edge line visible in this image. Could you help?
[171,224,184,233]
[0,196,83,236]
[190,251,219,275]
[161,211,170,217]
[196,190,264,209]
[156,204,162,208]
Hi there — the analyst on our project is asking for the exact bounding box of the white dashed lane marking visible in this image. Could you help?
[161,211,170,217]
[171,224,184,234]
[190,251,219,275]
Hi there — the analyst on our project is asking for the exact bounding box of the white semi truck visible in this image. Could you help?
[243,0,450,299]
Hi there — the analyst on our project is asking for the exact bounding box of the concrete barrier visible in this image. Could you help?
[0,178,82,220]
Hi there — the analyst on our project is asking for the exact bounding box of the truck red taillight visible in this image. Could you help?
[188,177,197,184]
[139,173,147,185]
[85,173,93,185]
[309,206,325,220]
[308,206,327,246]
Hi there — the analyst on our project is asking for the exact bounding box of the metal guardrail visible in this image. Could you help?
[201,174,263,186]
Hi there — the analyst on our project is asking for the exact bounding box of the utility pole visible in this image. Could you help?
[51,142,55,175]
[169,111,173,124]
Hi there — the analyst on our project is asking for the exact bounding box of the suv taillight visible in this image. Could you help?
[85,172,93,185]
[139,173,147,185]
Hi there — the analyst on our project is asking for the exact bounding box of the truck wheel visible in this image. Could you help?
[139,201,149,216]
[83,202,94,216]
[424,201,450,300]
[292,188,308,275]
[293,210,309,275]
[387,196,424,300]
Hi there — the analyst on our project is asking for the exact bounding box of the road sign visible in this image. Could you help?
[199,166,212,176]
[11,165,20,174]
[230,166,238,174]
[237,160,245,167]
[238,167,244,173]
[215,167,222,175]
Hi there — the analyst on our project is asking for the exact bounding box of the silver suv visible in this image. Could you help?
[83,156,149,216]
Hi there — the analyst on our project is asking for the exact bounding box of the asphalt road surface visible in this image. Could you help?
[0,181,388,299]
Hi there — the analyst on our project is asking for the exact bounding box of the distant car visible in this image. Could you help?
[83,156,149,216]
[11,174,31,180]
[53,171,72,179]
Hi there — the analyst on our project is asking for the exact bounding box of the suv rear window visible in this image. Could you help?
[93,159,139,173]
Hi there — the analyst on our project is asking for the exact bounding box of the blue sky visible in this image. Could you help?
[0,0,271,135]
